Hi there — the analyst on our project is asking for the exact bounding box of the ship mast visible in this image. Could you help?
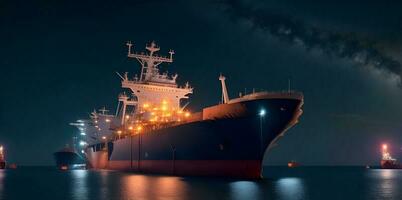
[219,74,230,104]
[126,41,175,82]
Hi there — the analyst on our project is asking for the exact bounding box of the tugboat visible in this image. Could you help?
[0,146,6,169]
[287,160,300,168]
[380,144,402,169]
[53,146,86,170]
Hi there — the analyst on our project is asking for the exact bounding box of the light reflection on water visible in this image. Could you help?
[120,174,187,200]
[64,168,402,200]
[99,170,110,200]
[1,167,402,200]
[366,169,401,200]
[229,181,259,200]
[71,170,88,200]
[276,177,305,200]
[0,170,4,200]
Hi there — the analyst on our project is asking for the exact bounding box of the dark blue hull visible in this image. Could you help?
[53,151,86,170]
[88,97,303,178]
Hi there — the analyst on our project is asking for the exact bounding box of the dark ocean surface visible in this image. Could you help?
[0,166,401,200]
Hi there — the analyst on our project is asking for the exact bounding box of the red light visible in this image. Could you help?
[382,144,388,150]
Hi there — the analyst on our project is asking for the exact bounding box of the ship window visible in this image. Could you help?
[137,90,140,93]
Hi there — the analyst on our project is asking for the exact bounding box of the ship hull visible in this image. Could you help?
[87,98,303,178]
[0,161,5,169]
[381,160,402,169]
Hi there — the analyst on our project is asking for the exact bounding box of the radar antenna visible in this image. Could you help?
[126,41,174,82]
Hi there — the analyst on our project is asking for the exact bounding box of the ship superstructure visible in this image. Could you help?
[0,146,5,169]
[67,41,304,178]
[70,107,120,146]
[117,41,193,125]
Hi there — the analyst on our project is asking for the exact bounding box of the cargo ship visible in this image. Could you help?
[0,146,6,169]
[381,144,402,169]
[71,41,304,178]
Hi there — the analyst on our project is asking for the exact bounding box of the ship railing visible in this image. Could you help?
[230,90,303,103]
[245,90,303,98]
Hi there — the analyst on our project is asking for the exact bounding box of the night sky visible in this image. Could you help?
[1,0,402,165]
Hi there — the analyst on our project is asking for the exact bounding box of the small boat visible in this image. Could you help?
[8,163,17,169]
[380,144,402,169]
[288,161,300,168]
[54,147,86,170]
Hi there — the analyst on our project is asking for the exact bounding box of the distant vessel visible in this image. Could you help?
[380,144,402,169]
[288,161,300,168]
[8,163,17,169]
[70,41,304,178]
[0,146,5,169]
[53,147,86,170]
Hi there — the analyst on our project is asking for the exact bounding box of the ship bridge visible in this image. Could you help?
[119,41,193,111]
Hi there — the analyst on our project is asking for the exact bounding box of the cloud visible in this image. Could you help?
[220,0,402,87]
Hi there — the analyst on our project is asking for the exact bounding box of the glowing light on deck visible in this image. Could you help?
[126,115,130,119]
[105,119,111,122]
[102,136,107,140]
[116,99,193,136]
[383,144,388,150]
[79,141,87,146]
[80,132,86,136]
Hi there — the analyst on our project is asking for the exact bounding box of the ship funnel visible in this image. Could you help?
[219,74,230,104]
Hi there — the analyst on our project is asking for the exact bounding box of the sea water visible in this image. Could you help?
[0,166,400,200]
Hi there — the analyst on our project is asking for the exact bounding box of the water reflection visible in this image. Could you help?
[71,170,88,200]
[63,169,402,200]
[155,177,187,199]
[276,177,305,200]
[367,169,401,199]
[99,170,110,200]
[120,174,187,200]
[230,181,259,200]
[0,170,4,200]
